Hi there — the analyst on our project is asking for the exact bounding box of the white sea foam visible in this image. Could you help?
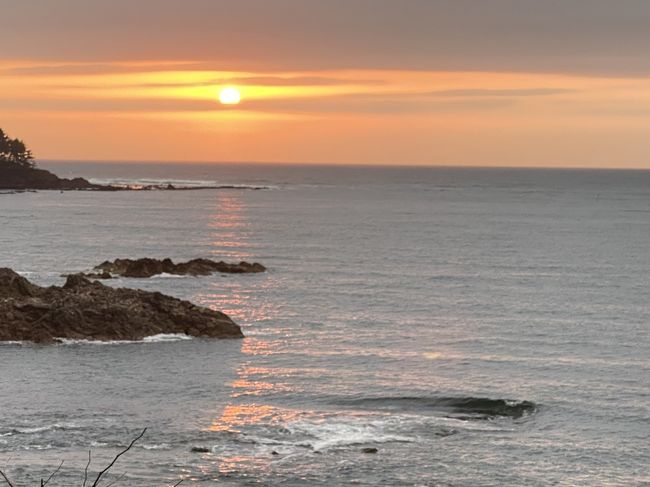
[141,443,171,450]
[87,177,274,190]
[20,444,54,451]
[88,177,218,188]
[7,422,82,435]
[148,273,189,279]
[286,420,414,452]
[56,334,193,345]
[142,333,193,342]
[230,416,417,454]
[56,338,138,345]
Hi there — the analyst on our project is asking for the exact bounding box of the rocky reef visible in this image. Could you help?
[0,162,267,192]
[83,258,267,279]
[0,268,243,343]
[0,162,105,190]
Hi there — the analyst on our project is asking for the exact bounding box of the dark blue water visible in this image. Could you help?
[1,163,649,486]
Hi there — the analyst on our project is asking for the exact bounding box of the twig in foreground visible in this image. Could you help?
[41,460,64,487]
[90,428,147,487]
[83,450,92,487]
[0,470,15,487]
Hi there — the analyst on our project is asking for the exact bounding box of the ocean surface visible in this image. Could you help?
[1,162,649,486]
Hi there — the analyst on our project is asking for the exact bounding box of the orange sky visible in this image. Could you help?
[2,1,650,167]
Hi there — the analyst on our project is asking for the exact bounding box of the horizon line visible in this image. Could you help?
[39,159,650,172]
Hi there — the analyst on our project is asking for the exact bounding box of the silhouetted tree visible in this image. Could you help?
[0,128,36,168]
[0,129,9,158]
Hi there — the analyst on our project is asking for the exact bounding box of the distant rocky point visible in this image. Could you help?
[0,268,243,343]
[79,258,267,279]
[0,161,108,191]
[0,129,265,191]
[0,163,267,191]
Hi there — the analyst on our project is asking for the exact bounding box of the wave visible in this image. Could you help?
[2,422,82,436]
[55,333,193,345]
[292,422,414,452]
[141,443,171,450]
[87,177,274,190]
[148,273,189,279]
[339,396,536,419]
[142,333,193,343]
[215,414,420,455]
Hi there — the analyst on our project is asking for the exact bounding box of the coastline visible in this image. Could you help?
[0,162,268,191]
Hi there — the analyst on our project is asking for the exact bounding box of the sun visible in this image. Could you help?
[219,87,241,105]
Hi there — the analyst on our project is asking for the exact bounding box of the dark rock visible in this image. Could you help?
[84,258,266,279]
[361,447,378,454]
[0,270,41,298]
[271,450,280,456]
[0,162,268,192]
[191,447,211,453]
[0,161,103,190]
[0,268,243,343]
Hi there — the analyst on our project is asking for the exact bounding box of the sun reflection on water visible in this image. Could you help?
[207,192,252,261]
[195,191,313,477]
[208,404,303,433]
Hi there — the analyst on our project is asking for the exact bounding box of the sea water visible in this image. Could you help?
[1,163,648,486]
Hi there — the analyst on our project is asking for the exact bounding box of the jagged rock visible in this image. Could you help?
[83,258,266,279]
[0,268,243,343]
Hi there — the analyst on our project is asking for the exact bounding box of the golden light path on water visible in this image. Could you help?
[189,189,303,477]
[190,189,455,478]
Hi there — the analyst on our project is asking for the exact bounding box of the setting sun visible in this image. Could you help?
[219,87,241,105]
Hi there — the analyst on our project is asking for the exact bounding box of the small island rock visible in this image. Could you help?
[0,268,243,343]
[85,258,266,279]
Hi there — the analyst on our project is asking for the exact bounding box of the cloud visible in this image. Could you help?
[220,76,385,87]
[0,97,219,113]
[1,0,650,76]
[241,94,517,115]
[426,88,576,97]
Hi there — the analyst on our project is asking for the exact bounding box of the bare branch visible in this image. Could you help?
[103,472,126,487]
[83,450,92,487]
[0,470,15,487]
[90,428,147,487]
[41,460,64,487]
[172,480,184,487]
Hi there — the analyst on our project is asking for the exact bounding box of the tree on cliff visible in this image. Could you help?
[0,128,35,168]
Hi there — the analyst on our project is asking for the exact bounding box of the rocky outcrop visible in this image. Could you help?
[84,258,266,278]
[0,268,243,343]
[0,162,105,190]
[0,163,267,191]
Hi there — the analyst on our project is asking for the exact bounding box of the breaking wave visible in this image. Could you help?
[55,333,193,345]
[339,396,536,419]
[88,177,274,190]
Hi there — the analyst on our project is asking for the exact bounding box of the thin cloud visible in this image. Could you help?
[221,76,385,87]
[426,88,576,97]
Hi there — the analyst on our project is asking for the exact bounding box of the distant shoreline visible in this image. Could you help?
[0,162,266,191]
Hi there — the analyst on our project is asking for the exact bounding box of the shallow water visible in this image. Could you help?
[1,163,649,486]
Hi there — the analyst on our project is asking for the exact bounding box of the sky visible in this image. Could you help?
[2,0,650,167]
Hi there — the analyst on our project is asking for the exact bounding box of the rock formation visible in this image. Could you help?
[0,268,243,343]
[0,161,105,190]
[0,162,267,191]
[84,258,266,278]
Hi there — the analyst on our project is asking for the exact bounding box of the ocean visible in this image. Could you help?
[1,162,649,486]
